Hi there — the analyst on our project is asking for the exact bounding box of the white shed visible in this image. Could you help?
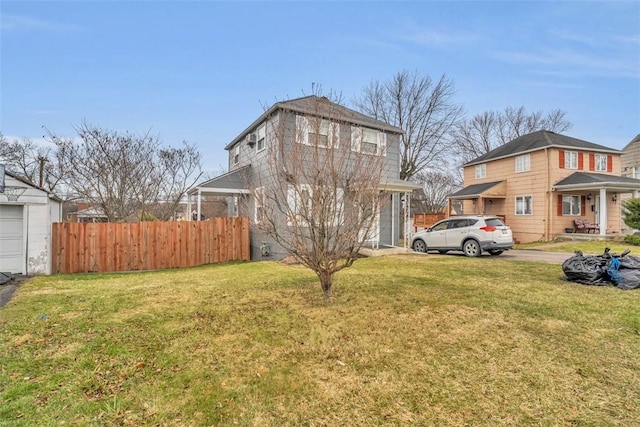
[0,169,62,275]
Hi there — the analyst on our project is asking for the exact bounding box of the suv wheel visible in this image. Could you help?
[412,239,428,253]
[463,240,481,257]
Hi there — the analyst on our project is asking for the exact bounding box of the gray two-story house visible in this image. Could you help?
[187,95,420,260]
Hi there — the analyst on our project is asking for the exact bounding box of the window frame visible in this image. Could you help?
[256,123,266,152]
[233,145,240,165]
[565,151,578,169]
[515,154,531,173]
[595,154,607,172]
[254,187,265,224]
[562,195,581,216]
[515,195,533,216]
[475,163,486,179]
[351,126,386,156]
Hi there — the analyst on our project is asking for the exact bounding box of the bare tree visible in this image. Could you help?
[413,170,461,213]
[454,106,572,164]
[256,96,391,301]
[353,70,464,180]
[49,121,202,222]
[0,133,67,193]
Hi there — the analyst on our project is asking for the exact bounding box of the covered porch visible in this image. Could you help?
[553,172,640,237]
[186,165,251,220]
[446,180,507,221]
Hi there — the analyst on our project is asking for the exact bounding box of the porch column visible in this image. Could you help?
[599,188,607,236]
[404,191,412,249]
[197,188,202,221]
[634,190,639,198]
[187,192,192,222]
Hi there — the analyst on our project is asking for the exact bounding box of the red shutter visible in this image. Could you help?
[559,150,565,168]
[578,153,584,170]
[589,153,595,171]
[607,155,613,172]
[557,194,563,216]
[581,196,586,216]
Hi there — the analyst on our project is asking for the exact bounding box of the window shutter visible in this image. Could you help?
[607,155,613,172]
[581,196,586,215]
[578,153,584,170]
[589,153,595,171]
[557,194,563,216]
[559,150,565,168]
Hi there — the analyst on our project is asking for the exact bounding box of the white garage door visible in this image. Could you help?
[0,205,24,274]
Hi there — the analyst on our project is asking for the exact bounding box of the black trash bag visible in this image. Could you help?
[604,251,640,290]
[562,250,611,286]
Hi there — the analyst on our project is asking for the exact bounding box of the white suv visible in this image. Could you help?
[411,216,514,257]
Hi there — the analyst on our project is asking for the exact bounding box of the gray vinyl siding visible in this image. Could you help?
[225,107,404,260]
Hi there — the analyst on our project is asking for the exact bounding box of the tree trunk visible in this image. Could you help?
[319,271,333,302]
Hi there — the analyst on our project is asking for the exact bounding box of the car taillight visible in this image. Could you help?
[480,225,496,232]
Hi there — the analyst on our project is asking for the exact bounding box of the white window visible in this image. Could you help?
[233,145,240,165]
[595,154,607,171]
[256,123,266,152]
[565,151,578,169]
[287,184,312,226]
[562,195,581,216]
[351,126,386,156]
[515,154,530,173]
[254,187,265,223]
[633,165,640,179]
[515,195,532,215]
[297,115,338,147]
[475,163,486,179]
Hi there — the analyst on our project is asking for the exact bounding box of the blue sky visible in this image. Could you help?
[1,1,639,175]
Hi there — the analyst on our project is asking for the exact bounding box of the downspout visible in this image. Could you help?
[391,193,395,246]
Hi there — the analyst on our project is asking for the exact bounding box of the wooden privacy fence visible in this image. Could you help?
[51,217,250,274]
[413,213,446,231]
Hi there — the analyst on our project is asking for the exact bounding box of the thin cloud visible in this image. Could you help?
[391,18,479,48]
[493,49,639,80]
[0,14,83,33]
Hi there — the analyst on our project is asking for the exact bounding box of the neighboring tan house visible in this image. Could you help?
[0,169,62,275]
[621,134,640,179]
[448,130,640,243]
[187,95,421,259]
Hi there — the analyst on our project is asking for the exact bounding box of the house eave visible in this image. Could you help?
[464,145,622,168]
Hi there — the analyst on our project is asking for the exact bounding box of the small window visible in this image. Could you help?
[484,218,505,227]
[351,126,385,156]
[595,154,607,172]
[515,195,532,215]
[562,195,581,216]
[565,151,578,169]
[256,124,266,152]
[515,154,530,173]
[475,163,486,179]
[633,166,640,179]
[233,145,240,165]
[309,120,330,147]
[448,219,469,229]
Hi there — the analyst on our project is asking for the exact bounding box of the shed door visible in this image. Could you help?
[0,205,24,274]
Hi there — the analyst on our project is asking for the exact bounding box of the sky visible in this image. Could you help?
[1,1,639,176]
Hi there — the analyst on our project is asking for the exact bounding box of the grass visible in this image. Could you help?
[1,256,639,426]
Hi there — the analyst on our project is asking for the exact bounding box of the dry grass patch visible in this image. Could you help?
[1,257,639,426]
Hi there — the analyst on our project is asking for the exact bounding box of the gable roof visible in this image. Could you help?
[225,95,403,150]
[464,130,620,167]
[449,180,505,199]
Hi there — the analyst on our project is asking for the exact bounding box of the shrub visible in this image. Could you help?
[623,234,640,246]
